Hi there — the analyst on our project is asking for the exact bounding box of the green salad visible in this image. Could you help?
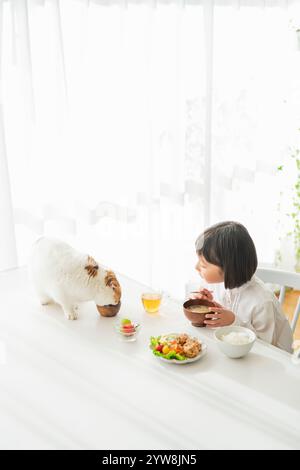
[150,334,188,361]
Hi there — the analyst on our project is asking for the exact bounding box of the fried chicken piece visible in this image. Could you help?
[183,339,201,358]
[177,333,189,345]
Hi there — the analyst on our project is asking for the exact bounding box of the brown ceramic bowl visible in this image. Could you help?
[97,302,121,317]
[183,298,216,327]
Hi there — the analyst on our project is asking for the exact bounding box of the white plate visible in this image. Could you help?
[153,342,207,364]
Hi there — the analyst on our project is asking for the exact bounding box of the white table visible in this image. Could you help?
[0,267,300,450]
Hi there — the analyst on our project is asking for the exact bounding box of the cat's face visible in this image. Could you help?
[103,270,122,305]
[84,256,122,307]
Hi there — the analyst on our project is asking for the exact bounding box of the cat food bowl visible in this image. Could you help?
[97,302,121,317]
[183,298,216,327]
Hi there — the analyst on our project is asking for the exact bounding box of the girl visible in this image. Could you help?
[193,221,293,353]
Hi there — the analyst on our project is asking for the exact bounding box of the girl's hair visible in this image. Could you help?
[195,221,257,289]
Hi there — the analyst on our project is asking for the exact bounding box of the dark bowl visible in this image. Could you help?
[183,298,216,327]
[97,302,121,317]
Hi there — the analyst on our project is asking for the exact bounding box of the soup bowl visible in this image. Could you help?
[183,298,216,327]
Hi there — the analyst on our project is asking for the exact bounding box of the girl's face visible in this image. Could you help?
[195,254,224,284]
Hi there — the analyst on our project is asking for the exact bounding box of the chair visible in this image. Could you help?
[256,267,300,333]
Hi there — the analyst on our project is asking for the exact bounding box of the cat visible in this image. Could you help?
[29,237,121,320]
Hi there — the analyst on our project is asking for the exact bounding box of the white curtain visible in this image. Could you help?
[1,0,300,298]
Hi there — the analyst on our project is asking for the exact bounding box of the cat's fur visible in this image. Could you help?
[29,237,121,320]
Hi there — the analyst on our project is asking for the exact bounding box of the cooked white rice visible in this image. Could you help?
[221,332,251,345]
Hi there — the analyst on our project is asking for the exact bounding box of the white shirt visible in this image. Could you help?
[214,276,293,353]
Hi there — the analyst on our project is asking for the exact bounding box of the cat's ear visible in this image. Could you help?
[85,256,99,278]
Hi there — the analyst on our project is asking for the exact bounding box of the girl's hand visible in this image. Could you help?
[190,288,214,302]
[204,306,235,328]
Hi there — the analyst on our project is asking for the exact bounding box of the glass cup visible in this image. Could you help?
[114,316,141,342]
[141,291,163,314]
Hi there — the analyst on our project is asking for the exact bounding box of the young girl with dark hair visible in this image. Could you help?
[193,221,293,353]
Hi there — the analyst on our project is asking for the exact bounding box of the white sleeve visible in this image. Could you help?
[233,300,275,345]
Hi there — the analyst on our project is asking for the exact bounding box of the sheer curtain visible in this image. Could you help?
[1,0,300,298]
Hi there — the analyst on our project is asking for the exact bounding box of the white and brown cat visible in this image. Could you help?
[30,237,121,320]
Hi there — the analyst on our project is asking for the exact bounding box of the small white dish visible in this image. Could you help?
[214,326,256,358]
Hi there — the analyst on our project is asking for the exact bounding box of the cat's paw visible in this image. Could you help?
[65,310,78,321]
[39,296,52,305]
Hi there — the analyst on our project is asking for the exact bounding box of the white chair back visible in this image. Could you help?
[256,267,300,333]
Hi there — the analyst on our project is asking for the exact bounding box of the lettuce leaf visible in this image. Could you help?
[153,350,163,357]
[165,350,177,359]
[174,353,186,361]
[150,336,161,350]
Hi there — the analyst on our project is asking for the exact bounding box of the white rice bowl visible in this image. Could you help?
[214,326,256,358]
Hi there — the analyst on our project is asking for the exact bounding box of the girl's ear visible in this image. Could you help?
[85,256,99,278]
